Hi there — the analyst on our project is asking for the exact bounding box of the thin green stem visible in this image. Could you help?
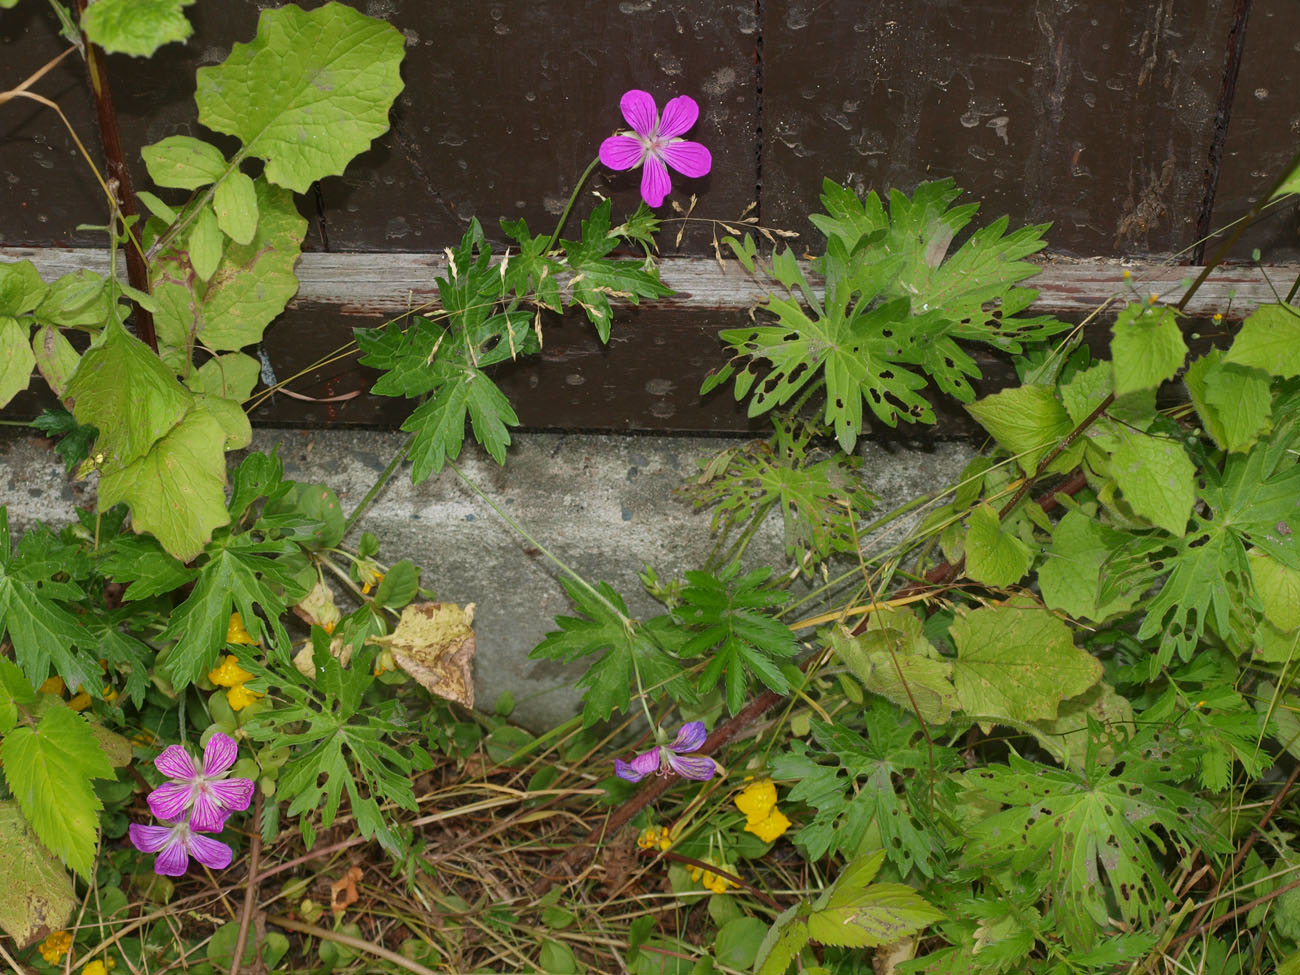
[544,155,601,253]
[341,434,413,539]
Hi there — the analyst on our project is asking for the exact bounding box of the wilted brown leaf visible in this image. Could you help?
[372,602,476,707]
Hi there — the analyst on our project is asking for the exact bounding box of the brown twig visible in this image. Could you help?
[229,792,264,975]
[71,0,157,352]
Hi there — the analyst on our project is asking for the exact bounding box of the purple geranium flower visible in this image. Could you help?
[147,732,255,832]
[128,820,233,877]
[615,721,718,783]
[599,89,712,208]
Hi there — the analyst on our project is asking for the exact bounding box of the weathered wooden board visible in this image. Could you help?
[1207,0,1300,263]
[760,0,1233,257]
[3,246,1288,433]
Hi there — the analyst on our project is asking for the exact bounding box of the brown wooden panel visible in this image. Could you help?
[760,0,1232,258]
[1207,0,1300,263]
[315,1,758,254]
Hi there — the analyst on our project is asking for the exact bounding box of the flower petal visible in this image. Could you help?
[147,781,194,823]
[188,832,234,871]
[666,753,718,780]
[154,745,198,781]
[616,747,661,782]
[153,837,191,876]
[640,155,672,208]
[128,823,174,854]
[201,732,238,776]
[614,758,646,782]
[619,89,659,137]
[599,135,647,172]
[189,789,229,834]
[669,721,707,753]
[209,777,256,815]
[659,140,712,179]
[657,95,699,139]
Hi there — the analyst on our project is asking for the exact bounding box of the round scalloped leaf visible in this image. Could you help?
[0,317,34,410]
[80,0,194,57]
[195,2,404,193]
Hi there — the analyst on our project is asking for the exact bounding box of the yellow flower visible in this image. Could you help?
[226,612,258,645]
[372,649,397,677]
[637,826,662,850]
[362,571,385,595]
[81,959,116,975]
[39,930,73,963]
[209,655,254,688]
[68,691,92,712]
[735,779,791,843]
[39,676,66,696]
[226,684,263,711]
[688,859,735,894]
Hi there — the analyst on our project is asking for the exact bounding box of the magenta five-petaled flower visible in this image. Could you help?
[615,721,718,783]
[130,732,254,876]
[147,732,255,832]
[127,819,233,877]
[599,89,712,208]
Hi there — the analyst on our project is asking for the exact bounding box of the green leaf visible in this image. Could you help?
[561,200,671,341]
[1223,303,1300,377]
[31,268,114,329]
[189,205,224,282]
[66,318,192,470]
[0,260,49,316]
[965,383,1079,476]
[754,905,810,975]
[1029,681,1135,768]
[714,917,768,968]
[151,177,306,353]
[949,599,1102,725]
[195,2,405,193]
[1185,351,1271,453]
[0,801,77,946]
[0,316,34,409]
[538,939,583,974]
[964,730,1217,950]
[829,613,958,724]
[771,705,958,875]
[1110,426,1195,535]
[194,393,252,450]
[1038,510,1142,622]
[80,0,194,57]
[141,135,227,190]
[0,658,33,734]
[1111,302,1186,395]
[97,408,231,561]
[266,482,346,550]
[159,534,298,688]
[676,564,796,714]
[213,170,259,245]
[95,533,194,602]
[30,324,80,397]
[187,352,261,401]
[530,579,689,726]
[402,365,520,478]
[1,705,115,878]
[1250,549,1300,631]
[965,502,1033,587]
[807,869,942,948]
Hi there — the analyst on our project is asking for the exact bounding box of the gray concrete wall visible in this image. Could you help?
[2,428,973,730]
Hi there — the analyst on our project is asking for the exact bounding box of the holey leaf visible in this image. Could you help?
[949,598,1102,727]
[195,2,405,193]
[151,178,305,354]
[1,705,115,879]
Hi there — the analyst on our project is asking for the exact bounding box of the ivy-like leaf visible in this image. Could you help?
[675,563,797,714]
[964,502,1033,587]
[1,704,115,879]
[195,2,404,194]
[1223,302,1300,378]
[965,383,1081,476]
[1110,303,1187,395]
[530,578,690,727]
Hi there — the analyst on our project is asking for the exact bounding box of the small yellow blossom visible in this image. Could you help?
[1213,312,1223,323]
[226,612,258,645]
[130,729,157,747]
[735,779,792,843]
[209,655,255,688]
[39,676,66,696]
[372,649,397,677]
[362,571,386,595]
[1148,292,1159,304]
[68,691,92,711]
[1122,269,1132,280]
[226,684,263,711]
[81,959,116,975]
[637,825,677,852]
[103,686,119,704]
[39,930,73,963]
[688,859,735,894]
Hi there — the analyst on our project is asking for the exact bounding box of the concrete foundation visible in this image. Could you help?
[2,428,974,730]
